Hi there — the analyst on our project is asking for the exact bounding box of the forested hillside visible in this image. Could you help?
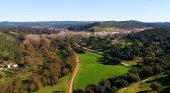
[0,31,22,63]
[0,29,80,93]
[0,27,60,34]
[68,21,170,31]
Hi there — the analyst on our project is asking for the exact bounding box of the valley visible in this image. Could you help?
[0,21,170,93]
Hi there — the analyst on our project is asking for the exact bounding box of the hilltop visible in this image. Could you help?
[67,20,170,31]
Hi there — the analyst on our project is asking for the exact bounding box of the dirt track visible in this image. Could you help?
[69,56,79,93]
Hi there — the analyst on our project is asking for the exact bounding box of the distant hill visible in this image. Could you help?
[67,21,170,31]
[0,21,94,28]
[1,21,170,31]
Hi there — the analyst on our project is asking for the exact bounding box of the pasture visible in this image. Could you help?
[112,41,133,48]
[122,57,143,66]
[118,73,170,93]
[73,52,129,90]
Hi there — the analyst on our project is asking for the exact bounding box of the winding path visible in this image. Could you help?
[69,56,79,93]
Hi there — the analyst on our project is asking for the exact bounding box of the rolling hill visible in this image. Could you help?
[67,20,170,31]
[0,21,94,28]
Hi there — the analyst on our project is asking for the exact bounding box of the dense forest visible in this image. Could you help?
[0,32,22,63]
[0,27,61,34]
[0,28,80,93]
[74,28,170,93]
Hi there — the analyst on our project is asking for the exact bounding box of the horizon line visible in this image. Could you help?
[0,20,170,23]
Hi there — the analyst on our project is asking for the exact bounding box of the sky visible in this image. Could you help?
[0,0,170,22]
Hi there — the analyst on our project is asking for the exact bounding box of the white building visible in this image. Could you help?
[12,64,18,67]
[6,64,11,68]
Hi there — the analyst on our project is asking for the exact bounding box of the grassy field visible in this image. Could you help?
[34,74,72,93]
[112,41,133,48]
[118,73,170,93]
[122,57,143,66]
[88,26,116,32]
[73,52,129,90]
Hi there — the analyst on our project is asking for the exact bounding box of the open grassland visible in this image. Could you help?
[112,41,133,48]
[0,68,32,85]
[118,73,170,93]
[34,74,71,93]
[88,26,116,32]
[73,52,129,90]
[122,57,143,66]
[138,74,170,93]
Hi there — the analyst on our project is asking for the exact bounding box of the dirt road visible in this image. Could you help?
[69,56,79,93]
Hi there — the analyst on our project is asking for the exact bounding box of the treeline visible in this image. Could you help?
[67,22,100,31]
[0,27,60,35]
[68,21,170,31]
[103,21,170,29]
[0,21,92,28]
[0,33,80,93]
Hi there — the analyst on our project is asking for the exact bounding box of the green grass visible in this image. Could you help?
[118,83,140,93]
[20,72,32,80]
[88,26,116,32]
[73,52,129,90]
[122,57,143,66]
[0,68,32,85]
[138,74,170,92]
[112,41,133,48]
[34,74,72,93]
[118,73,170,93]
[57,54,67,61]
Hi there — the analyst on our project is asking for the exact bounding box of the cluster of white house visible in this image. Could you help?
[5,63,18,68]
[94,31,120,35]
[0,63,18,70]
[93,31,136,35]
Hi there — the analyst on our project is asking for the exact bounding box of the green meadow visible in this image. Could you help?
[112,41,133,48]
[87,26,116,32]
[34,74,71,93]
[73,52,129,90]
[118,73,170,93]
[122,57,143,66]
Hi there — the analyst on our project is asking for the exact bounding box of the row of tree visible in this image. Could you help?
[0,27,60,35]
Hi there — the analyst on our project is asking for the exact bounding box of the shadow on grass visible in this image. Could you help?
[96,57,109,65]
[131,62,144,66]
[160,87,170,93]
[137,90,150,93]
[97,57,113,65]
[96,57,121,65]
[97,57,105,63]
[146,75,170,86]
[52,91,65,93]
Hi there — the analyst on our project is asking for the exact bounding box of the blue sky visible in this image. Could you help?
[0,0,170,22]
